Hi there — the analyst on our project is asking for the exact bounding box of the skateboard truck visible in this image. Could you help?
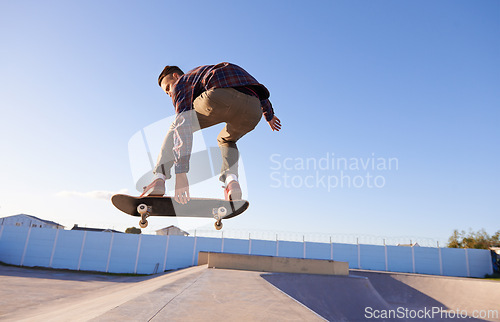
[212,206,227,230]
[138,204,227,230]
[137,204,151,228]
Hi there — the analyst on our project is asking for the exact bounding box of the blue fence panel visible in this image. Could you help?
[191,236,223,265]
[222,238,250,255]
[107,233,140,274]
[196,236,223,253]
[136,234,168,275]
[305,242,331,260]
[360,245,386,271]
[441,248,468,277]
[165,235,195,270]
[278,241,303,258]
[51,229,86,270]
[0,226,29,265]
[467,248,493,278]
[331,243,358,268]
[250,239,276,256]
[0,226,495,278]
[79,232,113,272]
[386,245,413,273]
[414,247,441,275]
[23,228,57,268]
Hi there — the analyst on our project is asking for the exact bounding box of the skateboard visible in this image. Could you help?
[111,194,249,230]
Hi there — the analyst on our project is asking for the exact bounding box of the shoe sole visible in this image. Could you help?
[140,186,165,197]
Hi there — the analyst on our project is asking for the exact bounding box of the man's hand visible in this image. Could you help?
[268,115,282,131]
[174,173,190,204]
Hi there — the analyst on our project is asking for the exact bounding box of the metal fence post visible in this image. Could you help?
[248,233,252,255]
[411,243,416,273]
[221,231,224,253]
[162,235,170,272]
[192,232,198,266]
[438,241,444,275]
[384,239,388,271]
[357,238,361,269]
[49,228,60,268]
[276,234,279,256]
[20,226,32,266]
[77,231,87,271]
[303,235,306,259]
[465,248,470,277]
[330,236,333,260]
[105,232,115,273]
[134,235,142,274]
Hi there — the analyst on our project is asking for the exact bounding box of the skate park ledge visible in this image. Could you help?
[198,252,349,275]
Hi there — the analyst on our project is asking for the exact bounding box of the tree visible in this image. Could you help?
[447,229,500,249]
[125,227,141,234]
[492,231,500,247]
[448,230,463,248]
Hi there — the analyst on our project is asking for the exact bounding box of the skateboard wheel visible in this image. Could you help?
[137,204,148,215]
[214,221,223,230]
[218,207,227,217]
[139,220,148,228]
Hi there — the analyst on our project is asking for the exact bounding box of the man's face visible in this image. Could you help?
[160,73,180,98]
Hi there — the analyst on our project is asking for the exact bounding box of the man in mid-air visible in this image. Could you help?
[141,62,281,204]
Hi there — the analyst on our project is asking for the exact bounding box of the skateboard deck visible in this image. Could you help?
[111,194,249,230]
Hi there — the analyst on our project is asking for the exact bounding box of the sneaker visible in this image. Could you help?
[224,180,242,201]
[140,179,166,197]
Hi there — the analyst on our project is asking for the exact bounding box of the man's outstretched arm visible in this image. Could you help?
[268,115,281,131]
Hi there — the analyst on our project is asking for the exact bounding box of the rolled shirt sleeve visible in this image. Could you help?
[261,99,274,122]
[171,82,194,174]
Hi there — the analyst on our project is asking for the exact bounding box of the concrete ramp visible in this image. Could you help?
[199,251,349,275]
[263,270,500,321]
[0,264,323,321]
[1,262,499,321]
[353,270,500,321]
[263,273,396,321]
[96,268,324,321]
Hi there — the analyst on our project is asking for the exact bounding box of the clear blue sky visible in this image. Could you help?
[0,0,498,245]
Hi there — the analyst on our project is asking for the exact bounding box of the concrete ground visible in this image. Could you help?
[0,264,322,321]
[0,264,499,321]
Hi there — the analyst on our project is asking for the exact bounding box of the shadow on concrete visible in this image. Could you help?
[0,262,162,283]
[261,272,487,321]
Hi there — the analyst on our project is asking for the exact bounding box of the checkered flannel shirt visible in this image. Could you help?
[169,62,274,174]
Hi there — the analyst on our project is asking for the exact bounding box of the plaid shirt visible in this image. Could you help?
[170,62,274,174]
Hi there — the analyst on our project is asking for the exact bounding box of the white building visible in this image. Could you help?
[71,224,121,233]
[397,242,420,247]
[156,225,189,236]
[0,214,64,229]
[490,247,500,255]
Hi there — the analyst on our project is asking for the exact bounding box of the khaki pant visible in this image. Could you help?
[154,88,262,182]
